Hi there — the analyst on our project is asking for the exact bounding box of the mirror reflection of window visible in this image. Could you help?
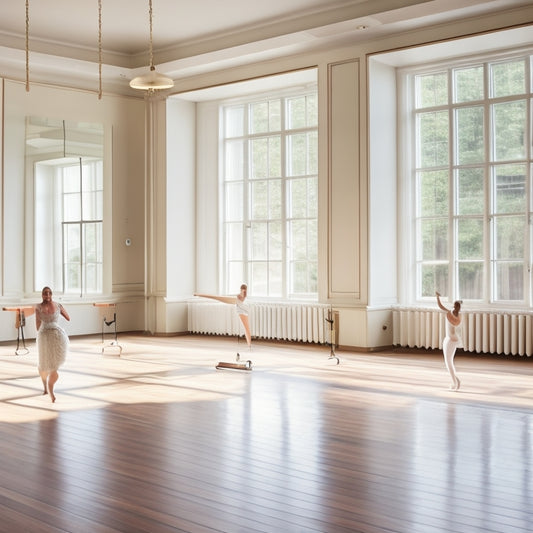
[27,117,104,297]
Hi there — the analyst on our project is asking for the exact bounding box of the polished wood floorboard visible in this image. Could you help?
[0,334,532,533]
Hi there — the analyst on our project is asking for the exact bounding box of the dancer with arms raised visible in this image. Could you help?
[436,291,462,391]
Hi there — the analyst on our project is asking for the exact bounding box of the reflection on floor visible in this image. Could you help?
[0,334,532,532]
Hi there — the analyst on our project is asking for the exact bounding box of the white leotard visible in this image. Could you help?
[235,298,249,316]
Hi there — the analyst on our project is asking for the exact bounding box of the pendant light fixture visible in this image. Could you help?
[129,0,174,92]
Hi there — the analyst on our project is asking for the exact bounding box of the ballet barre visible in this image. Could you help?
[93,302,122,355]
[2,306,35,355]
[325,307,340,364]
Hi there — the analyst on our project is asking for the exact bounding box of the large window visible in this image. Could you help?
[221,90,318,299]
[407,52,532,305]
[34,158,103,295]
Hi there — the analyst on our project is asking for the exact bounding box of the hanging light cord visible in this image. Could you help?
[25,0,30,92]
[25,0,104,98]
[149,0,155,71]
[98,0,102,99]
[25,0,168,96]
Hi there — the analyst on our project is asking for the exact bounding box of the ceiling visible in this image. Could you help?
[0,0,530,95]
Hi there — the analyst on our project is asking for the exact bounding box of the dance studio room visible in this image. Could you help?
[0,1,532,532]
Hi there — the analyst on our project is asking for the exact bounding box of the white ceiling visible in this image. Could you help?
[0,0,530,95]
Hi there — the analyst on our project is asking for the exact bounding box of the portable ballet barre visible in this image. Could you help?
[2,306,35,355]
[93,302,122,355]
[325,307,340,365]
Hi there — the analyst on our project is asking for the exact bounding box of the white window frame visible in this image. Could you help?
[34,157,103,296]
[399,48,533,307]
[219,87,318,300]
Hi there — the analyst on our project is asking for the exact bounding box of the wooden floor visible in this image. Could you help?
[0,334,532,533]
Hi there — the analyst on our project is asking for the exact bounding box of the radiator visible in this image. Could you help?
[188,301,331,343]
[393,308,533,357]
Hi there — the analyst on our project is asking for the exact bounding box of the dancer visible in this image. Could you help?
[35,286,70,402]
[435,291,462,391]
[194,284,251,348]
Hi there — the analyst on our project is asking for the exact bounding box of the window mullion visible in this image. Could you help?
[448,68,455,299]
[280,98,287,299]
[79,157,84,297]
[243,105,250,289]
[483,62,492,305]
[526,57,532,306]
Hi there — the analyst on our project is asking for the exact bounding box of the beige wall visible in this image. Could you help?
[0,81,146,340]
[1,4,532,349]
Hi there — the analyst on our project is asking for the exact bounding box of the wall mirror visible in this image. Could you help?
[26,117,104,296]
[26,116,104,160]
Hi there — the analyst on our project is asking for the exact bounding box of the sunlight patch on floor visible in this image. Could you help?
[1,334,532,423]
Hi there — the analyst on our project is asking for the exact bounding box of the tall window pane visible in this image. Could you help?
[64,223,81,293]
[415,72,447,108]
[225,140,244,181]
[225,106,244,137]
[455,106,484,164]
[287,94,317,129]
[457,168,484,215]
[225,182,243,221]
[458,218,483,260]
[226,223,243,261]
[411,52,531,305]
[417,111,449,167]
[222,87,318,298]
[458,263,483,300]
[494,216,524,260]
[287,133,309,176]
[35,158,103,295]
[490,59,526,98]
[420,219,448,261]
[493,164,526,214]
[454,66,484,103]
[492,101,526,161]
[495,262,523,300]
[83,222,102,294]
[62,160,103,296]
[421,264,448,298]
[251,100,281,133]
[418,170,449,216]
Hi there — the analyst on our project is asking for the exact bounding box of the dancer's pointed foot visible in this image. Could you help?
[448,379,460,391]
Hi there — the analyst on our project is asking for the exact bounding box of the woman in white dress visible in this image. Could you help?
[35,286,70,402]
[436,291,462,391]
[194,284,251,348]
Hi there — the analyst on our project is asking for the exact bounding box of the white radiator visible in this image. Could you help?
[188,301,330,343]
[393,308,533,357]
